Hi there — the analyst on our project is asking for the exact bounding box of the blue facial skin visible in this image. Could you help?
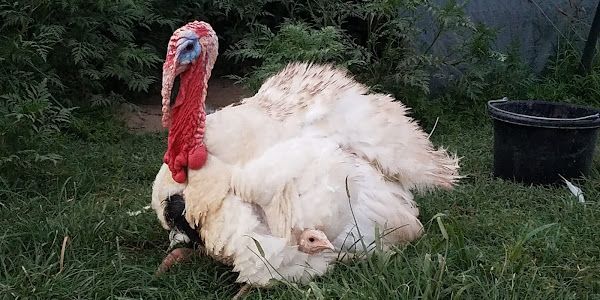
[178,37,201,65]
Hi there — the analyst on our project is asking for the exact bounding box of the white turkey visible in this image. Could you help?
[151,20,460,295]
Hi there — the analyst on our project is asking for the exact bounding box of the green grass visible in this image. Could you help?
[1,104,600,299]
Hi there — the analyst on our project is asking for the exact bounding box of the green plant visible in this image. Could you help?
[437,0,600,107]
[0,0,170,182]
[222,0,484,103]
[225,21,366,91]
[0,0,166,104]
[0,79,74,181]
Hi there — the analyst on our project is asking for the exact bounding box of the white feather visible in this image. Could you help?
[560,175,585,203]
[126,210,142,216]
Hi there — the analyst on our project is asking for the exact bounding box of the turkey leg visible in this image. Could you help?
[156,247,202,274]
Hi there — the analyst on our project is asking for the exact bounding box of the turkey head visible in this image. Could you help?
[161,21,219,183]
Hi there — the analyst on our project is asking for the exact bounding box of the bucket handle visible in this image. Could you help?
[488,98,600,122]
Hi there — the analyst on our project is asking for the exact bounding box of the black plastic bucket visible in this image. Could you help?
[487,98,600,185]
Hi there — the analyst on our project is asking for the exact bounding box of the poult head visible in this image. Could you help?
[298,229,335,255]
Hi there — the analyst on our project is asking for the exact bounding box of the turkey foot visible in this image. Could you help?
[156,247,198,274]
[232,284,252,300]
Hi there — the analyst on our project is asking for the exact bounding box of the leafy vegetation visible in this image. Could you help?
[0,0,167,180]
[224,0,478,98]
[225,21,366,90]
[2,0,600,299]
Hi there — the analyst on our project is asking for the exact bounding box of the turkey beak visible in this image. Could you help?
[315,240,335,252]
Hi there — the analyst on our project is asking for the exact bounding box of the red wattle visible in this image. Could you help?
[172,168,187,183]
[188,144,208,170]
[162,56,209,183]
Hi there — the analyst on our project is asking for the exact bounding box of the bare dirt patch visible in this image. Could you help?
[121,78,251,132]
